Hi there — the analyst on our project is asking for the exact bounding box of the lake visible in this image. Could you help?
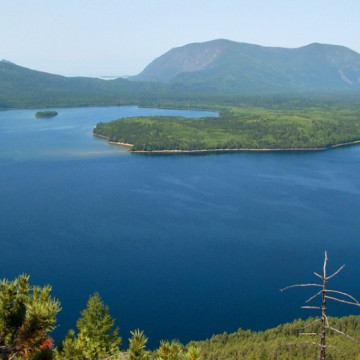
[1,106,360,348]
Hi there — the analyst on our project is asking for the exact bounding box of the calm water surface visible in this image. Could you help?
[1,107,360,347]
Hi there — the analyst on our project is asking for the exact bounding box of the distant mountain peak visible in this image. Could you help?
[130,39,360,93]
[1,59,15,64]
[130,39,230,83]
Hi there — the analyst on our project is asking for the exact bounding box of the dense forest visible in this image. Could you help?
[2,274,360,360]
[93,97,360,152]
[190,316,360,360]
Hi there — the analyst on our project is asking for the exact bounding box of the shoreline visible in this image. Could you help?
[93,133,360,154]
[93,133,134,148]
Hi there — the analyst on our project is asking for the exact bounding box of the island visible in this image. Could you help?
[35,111,58,118]
[93,103,360,153]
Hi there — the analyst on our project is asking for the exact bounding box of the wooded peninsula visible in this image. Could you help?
[93,97,360,153]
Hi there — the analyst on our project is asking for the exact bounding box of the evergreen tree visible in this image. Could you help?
[183,346,201,360]
[156,340,183,360]
[128,329,149,360]
[0,274,61,360]
[76,292,121,353]
[57,293,121,360]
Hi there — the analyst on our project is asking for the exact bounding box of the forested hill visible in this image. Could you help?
[189,315,360,359]
[2,40,360,109]
[0,60,166,108]
[131,39,360,94]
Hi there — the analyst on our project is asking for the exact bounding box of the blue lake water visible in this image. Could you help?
[1,106,360,348]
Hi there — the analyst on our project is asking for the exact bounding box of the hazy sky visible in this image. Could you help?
[1,0,359,77]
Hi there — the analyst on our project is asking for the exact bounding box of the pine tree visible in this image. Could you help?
[76,292,121,354]
[57,292,121,360]
[128,329,149,360]
[183,346,201,360]
[0,274,61,360]
[156,340,183,360]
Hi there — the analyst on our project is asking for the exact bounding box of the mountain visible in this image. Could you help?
[0,60,165,108]
[131,39,360,93]
[2,40,360,109]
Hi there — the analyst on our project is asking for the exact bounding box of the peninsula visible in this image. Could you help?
[93,101,360,153]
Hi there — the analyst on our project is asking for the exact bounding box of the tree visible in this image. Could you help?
[0,274,61,360]
[182,346,201,360]
[281,251,360,360]
[128,329,149,360]
[55,330,85,360]
[57,293,121,360]
[156,340,183,360]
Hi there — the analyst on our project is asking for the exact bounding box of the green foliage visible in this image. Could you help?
[188,316,360,360]
[93,99,360,152]
[0,60,168,109]
[76,293,121,351]
[56,293,121,360]
[3,274,360,359]
[182,346,202,360]
[2,56,360,110]
[128,329,149,360]
[55,330,84,360]
[155,340,183,360]
[0,274,61,360]
[130,40,360,94]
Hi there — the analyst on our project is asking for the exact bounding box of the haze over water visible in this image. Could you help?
[1,107,360,348]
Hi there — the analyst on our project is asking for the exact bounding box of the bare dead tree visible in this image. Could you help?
[281,251,360,360]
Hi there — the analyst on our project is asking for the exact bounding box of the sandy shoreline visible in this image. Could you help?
[93,133,134,148]
[93,133,360,154]
[108,141,134,148]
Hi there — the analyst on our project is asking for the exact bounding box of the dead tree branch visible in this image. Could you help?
[281,250,360,360]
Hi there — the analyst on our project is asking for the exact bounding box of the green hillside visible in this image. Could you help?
[0,60,166,109]
[2,40,360,109]
[189,316,360,360]
[131,40,360,94]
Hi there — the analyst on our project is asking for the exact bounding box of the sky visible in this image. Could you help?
[1,0,360,77]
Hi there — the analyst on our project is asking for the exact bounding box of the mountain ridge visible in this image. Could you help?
[131,39,360,93]
[0,59,166,108]
[2,40,360,109]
